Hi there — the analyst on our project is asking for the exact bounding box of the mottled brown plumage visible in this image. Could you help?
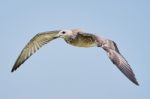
[64,32,97,47]
[11,29,139,86]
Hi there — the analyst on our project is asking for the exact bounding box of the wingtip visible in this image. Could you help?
[11,61,21,72]
[11,68,15,72]
[11,66,17,72]
[136,83,139,86]
[134,81,139,86]
[132,78,139,86]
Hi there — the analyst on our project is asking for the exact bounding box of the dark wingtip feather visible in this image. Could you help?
[133,79,139,86]
[11,65,18,72]
[11,68,15,72]
[11,61,22,72]
[11,67,16,72]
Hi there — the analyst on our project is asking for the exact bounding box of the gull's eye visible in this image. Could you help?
[62,31,66,34]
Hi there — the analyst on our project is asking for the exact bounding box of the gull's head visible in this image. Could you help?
[57,29,73,38]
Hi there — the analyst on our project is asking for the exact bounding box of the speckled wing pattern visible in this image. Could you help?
[11,30,60,72]
[101,39,139,85]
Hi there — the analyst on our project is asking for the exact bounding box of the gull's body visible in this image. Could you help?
[11,29,139,85]
[64,30,97,47]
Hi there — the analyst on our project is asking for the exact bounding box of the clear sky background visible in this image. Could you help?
[0,0,150,99]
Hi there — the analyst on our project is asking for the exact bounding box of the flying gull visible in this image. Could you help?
[11,29,139,85]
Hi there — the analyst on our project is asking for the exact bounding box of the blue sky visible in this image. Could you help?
[0,0,150,99]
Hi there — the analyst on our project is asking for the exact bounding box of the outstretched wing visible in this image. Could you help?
[107,49,139,85]
[11,30,60,72]
[100,39,139,85]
